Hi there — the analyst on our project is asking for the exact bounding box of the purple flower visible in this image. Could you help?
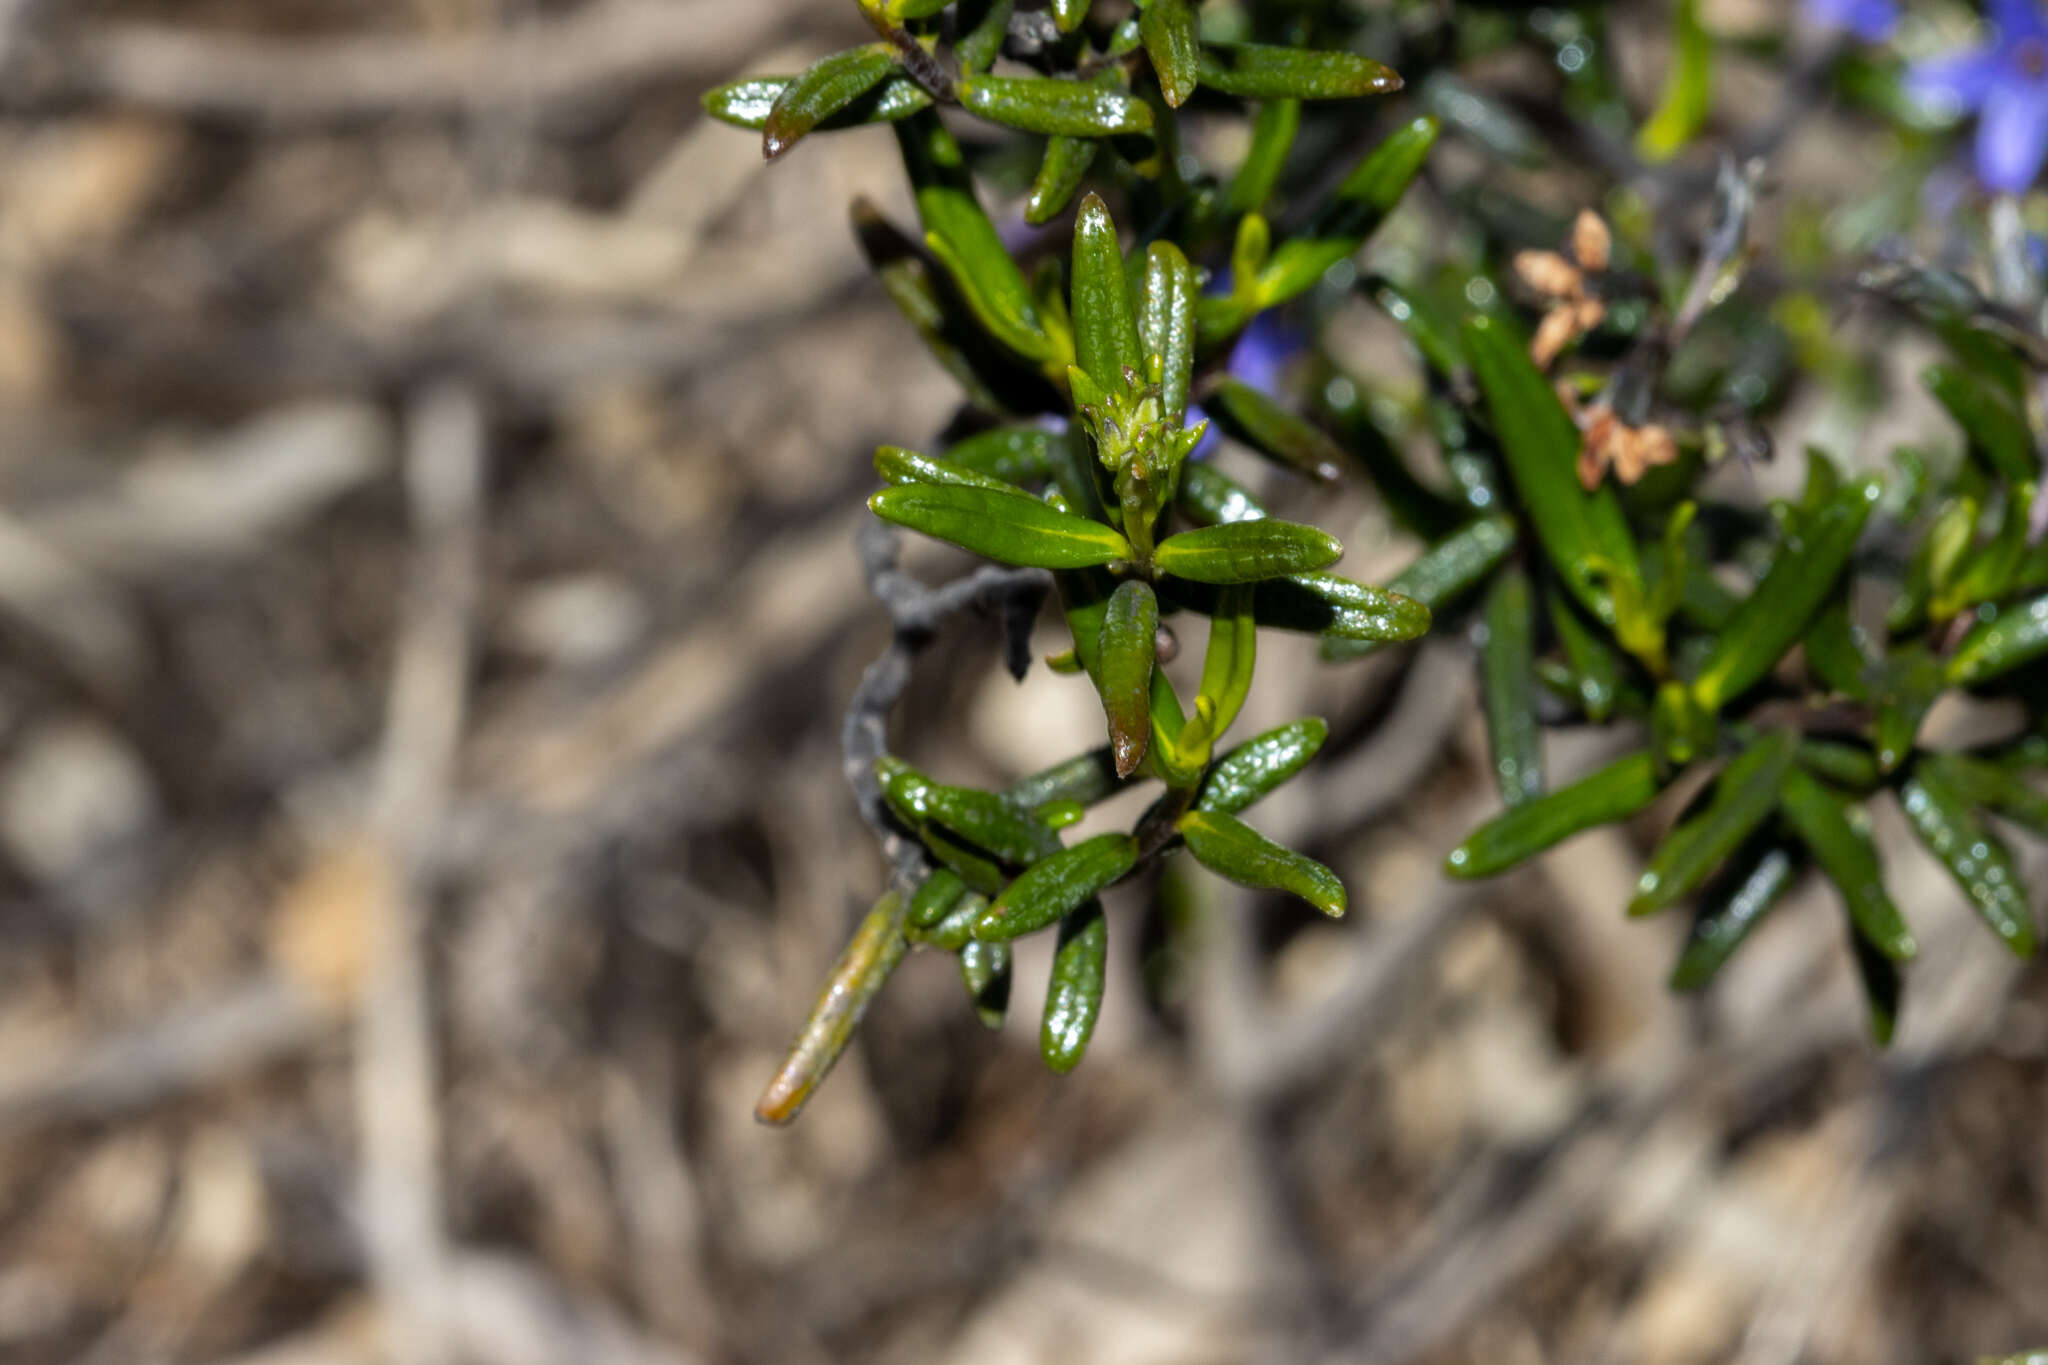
[1908,0,2048,192]
[1185,312,1306,460]
[1802,0,1898,42]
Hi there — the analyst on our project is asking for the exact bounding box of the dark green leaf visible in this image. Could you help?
[1176,810,1346,916]
[1004,747,1126,812]
[1446,750,1663,879]
[1479,566,1544,807]
[763,44,902,159]
[1778,767,1916,962]
[955,0,1014,71]
[704,74,932,131]
[1848,918,1902,1046]
[1901,765,2036,958]
[1177,463,1268,526]
[1921,750,2048,838]
[1196,585,1257,739]
[1321,514,1516,661]
[960,939,1013,1029]
[1223,99,1301,217]
[920,784,1065,866]
[1692,477,1882,711]
[1165,572,1430,641]
[1802,601,1877,701]
[1071,192,1146,392]
[975,833,1138,940]
[1670,840,1802,990]
[1155,519,1343,583]
[875,445,1020,491]
[1197,718,1328,814]
[1949,593,2048,686]
[871,484,1133,567]
[916,890,991,951]
[1137,241,1199,422]
[1797,739,1883,792]
[959,75,1155,137]
[1204,379,1344,480]
[1041,900,1108,1071]
[1631,729,1798,915]
[909,868,968,930]
[1139,0,1201,107]
[943,425,1063,484]
[1026,136,1099,225]
[1197,43,1402,100]
[1872,644,1944,773]
[1098,580,1158,777]
[1549,584,1620,721]
[1925,362,2039,483]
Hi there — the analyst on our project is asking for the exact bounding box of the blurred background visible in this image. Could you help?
[0,1,2045,1362]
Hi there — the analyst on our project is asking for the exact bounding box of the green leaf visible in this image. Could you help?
[1802,601,1877,701]
[1223,99,1301,217]
[870,484,1133,568]
[1872,644,1945,773]
[960,939,1013,1029]
[1177,463,1268,526]
[1925,362,2039,483]
[1004,747,1126,812]
[1165,573,1430,642]
[943,425,1063,484]
[1462,314,1642,630]
[1797,738,1883,793]
[1920,750,2048,838]
[896,112,1053,365]
[1139,0,1201,107]
[975,833,1139,940]
[1479,565,1544,807]
[851,200,1013,413]
[1901,765,2036,958]
[1446,750,1663,879]
[1203,379,1344,481]
[1197,44,1402,100]
[915,890,991,951]
[1071,192,1146,394]
[958,75,1155,137]
[763,44,902,159]
[1137,241,1199,423]
[1548,583,1621,721]
[1778,767,1916,963]
[704,74,932,131]
[1669,840,1802,990]
[1041,901,1108,1071]
[909,868,969,930]
[1631,729,1798,915]
[1176,809,1345,916]
[1197,718,1328,814]
[1098,580,1158,778]
[755,888,910,1124]
[1949,593,2048,686]
[1026,136,1099,225]
[920,783,1065,866]
[1049,0,1089,31]
[954,0,1014,71]
[1239,116,1438,321]
[1692,477,1881,711]
[1635,0,1713,162]
[875,445,1021,491]
[1155,519,1343,583]
[1848,919,1902,1046]
[1321,514,1516,661]
[1197,585,1257,740]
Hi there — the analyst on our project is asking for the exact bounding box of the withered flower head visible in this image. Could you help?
[1512,209,1614,370]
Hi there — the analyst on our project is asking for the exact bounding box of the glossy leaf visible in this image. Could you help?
[1139,0,1201,107]
[755,889,910,1124]
[920,783,1064,866]
[1692,477,1881,711]
[1176,810,1345,916]
[909,868,969,930]
[1049,0,1088,31]
[871,484,1133,568]
[1224,99,1301,217]
[916,891,991,952]
[1004,746,1125,813]
[958,75,1155,137]
[1027,136,1099,225]
[1041,901,1108,1071]
[1203,379,1344,481]
[1197,585,1257,740]
[1901,765,2036,958]
[1177,463,1268,526]
[1071,192,1146,392]
[1549,585,1620,721]
[763,44,901,159]
[1137,241,1199,422]
[1479,566,1544,807]
[1197,718,1328,814]
[1778,767,1916,962]
[1920,750,2048,838]
[1872,645,1944,773]
[1631,729,1798,916]
[1949,593,2048,686]
[1154,519,1343,583]
[1197,44,1402,101]
[1098,580,1158,778]
[1321,514,1516,661]
[943,425,1063,484]
[960,939,1013,1029]
[875,445,1019,491]
[1446,750,1663,879]
[1166,572,1430,642]
[954,0,1013,71]
[974,833,1138,940]
[1669,840,1802,990]
[1926,363,2039,484]
[705,74,932,131]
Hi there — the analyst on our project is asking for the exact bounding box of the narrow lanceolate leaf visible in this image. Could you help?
[1322,514,1515,661]
[1446,750,1663,879]
[852,200,1010,413]
[1026,136,1099,225]
[1901,766,2036,958]
[1245,116,1438,318]
[1949,593,2048,686]
[897,113,1051,364]
[1631,729,1798,915]
[1778,767,1916,962]
[1197,44,1402,100]
[1204,379,1345,481]
[1920,750,2048,838]
[1462,314,1640,628]
[943,424,1063,484]
[1177,810,1346,917]
[1479,566,1544,807]
[1137,241,1198,422]
[1635,0,1711,161]
[909,868,969,930]
[1692,477,1882,711]
[1848,920,1903,1046]
[1670,840,1803,990]
[960,939,1012,1029]
[974,833,1138,940]
[755,889,910,1124]
[954,0,1014,71]
[1098,580,1159,778]
[1071,192,1145,392]
[1872,644,1944,773]
[1139,0,1201,106]
[1549,586,1620,721]
[1797,739,1883,792]
[1224,99,1301,217]
[870,484,1133,568]
[1041,901,1108,1071]
[1004,746,1126,812]
[1197,717,1329,814]
[1168,573,1429,641]
[763,44,901,159]
[1155,519,1343,583]
[874,446,1020,491]
[1198,585,1257,739]
[1925,362,2039,483]
[704,74,932,131]
[958,76,1155,137]
[1177,463,1268,526]
[921,784,1064,865]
